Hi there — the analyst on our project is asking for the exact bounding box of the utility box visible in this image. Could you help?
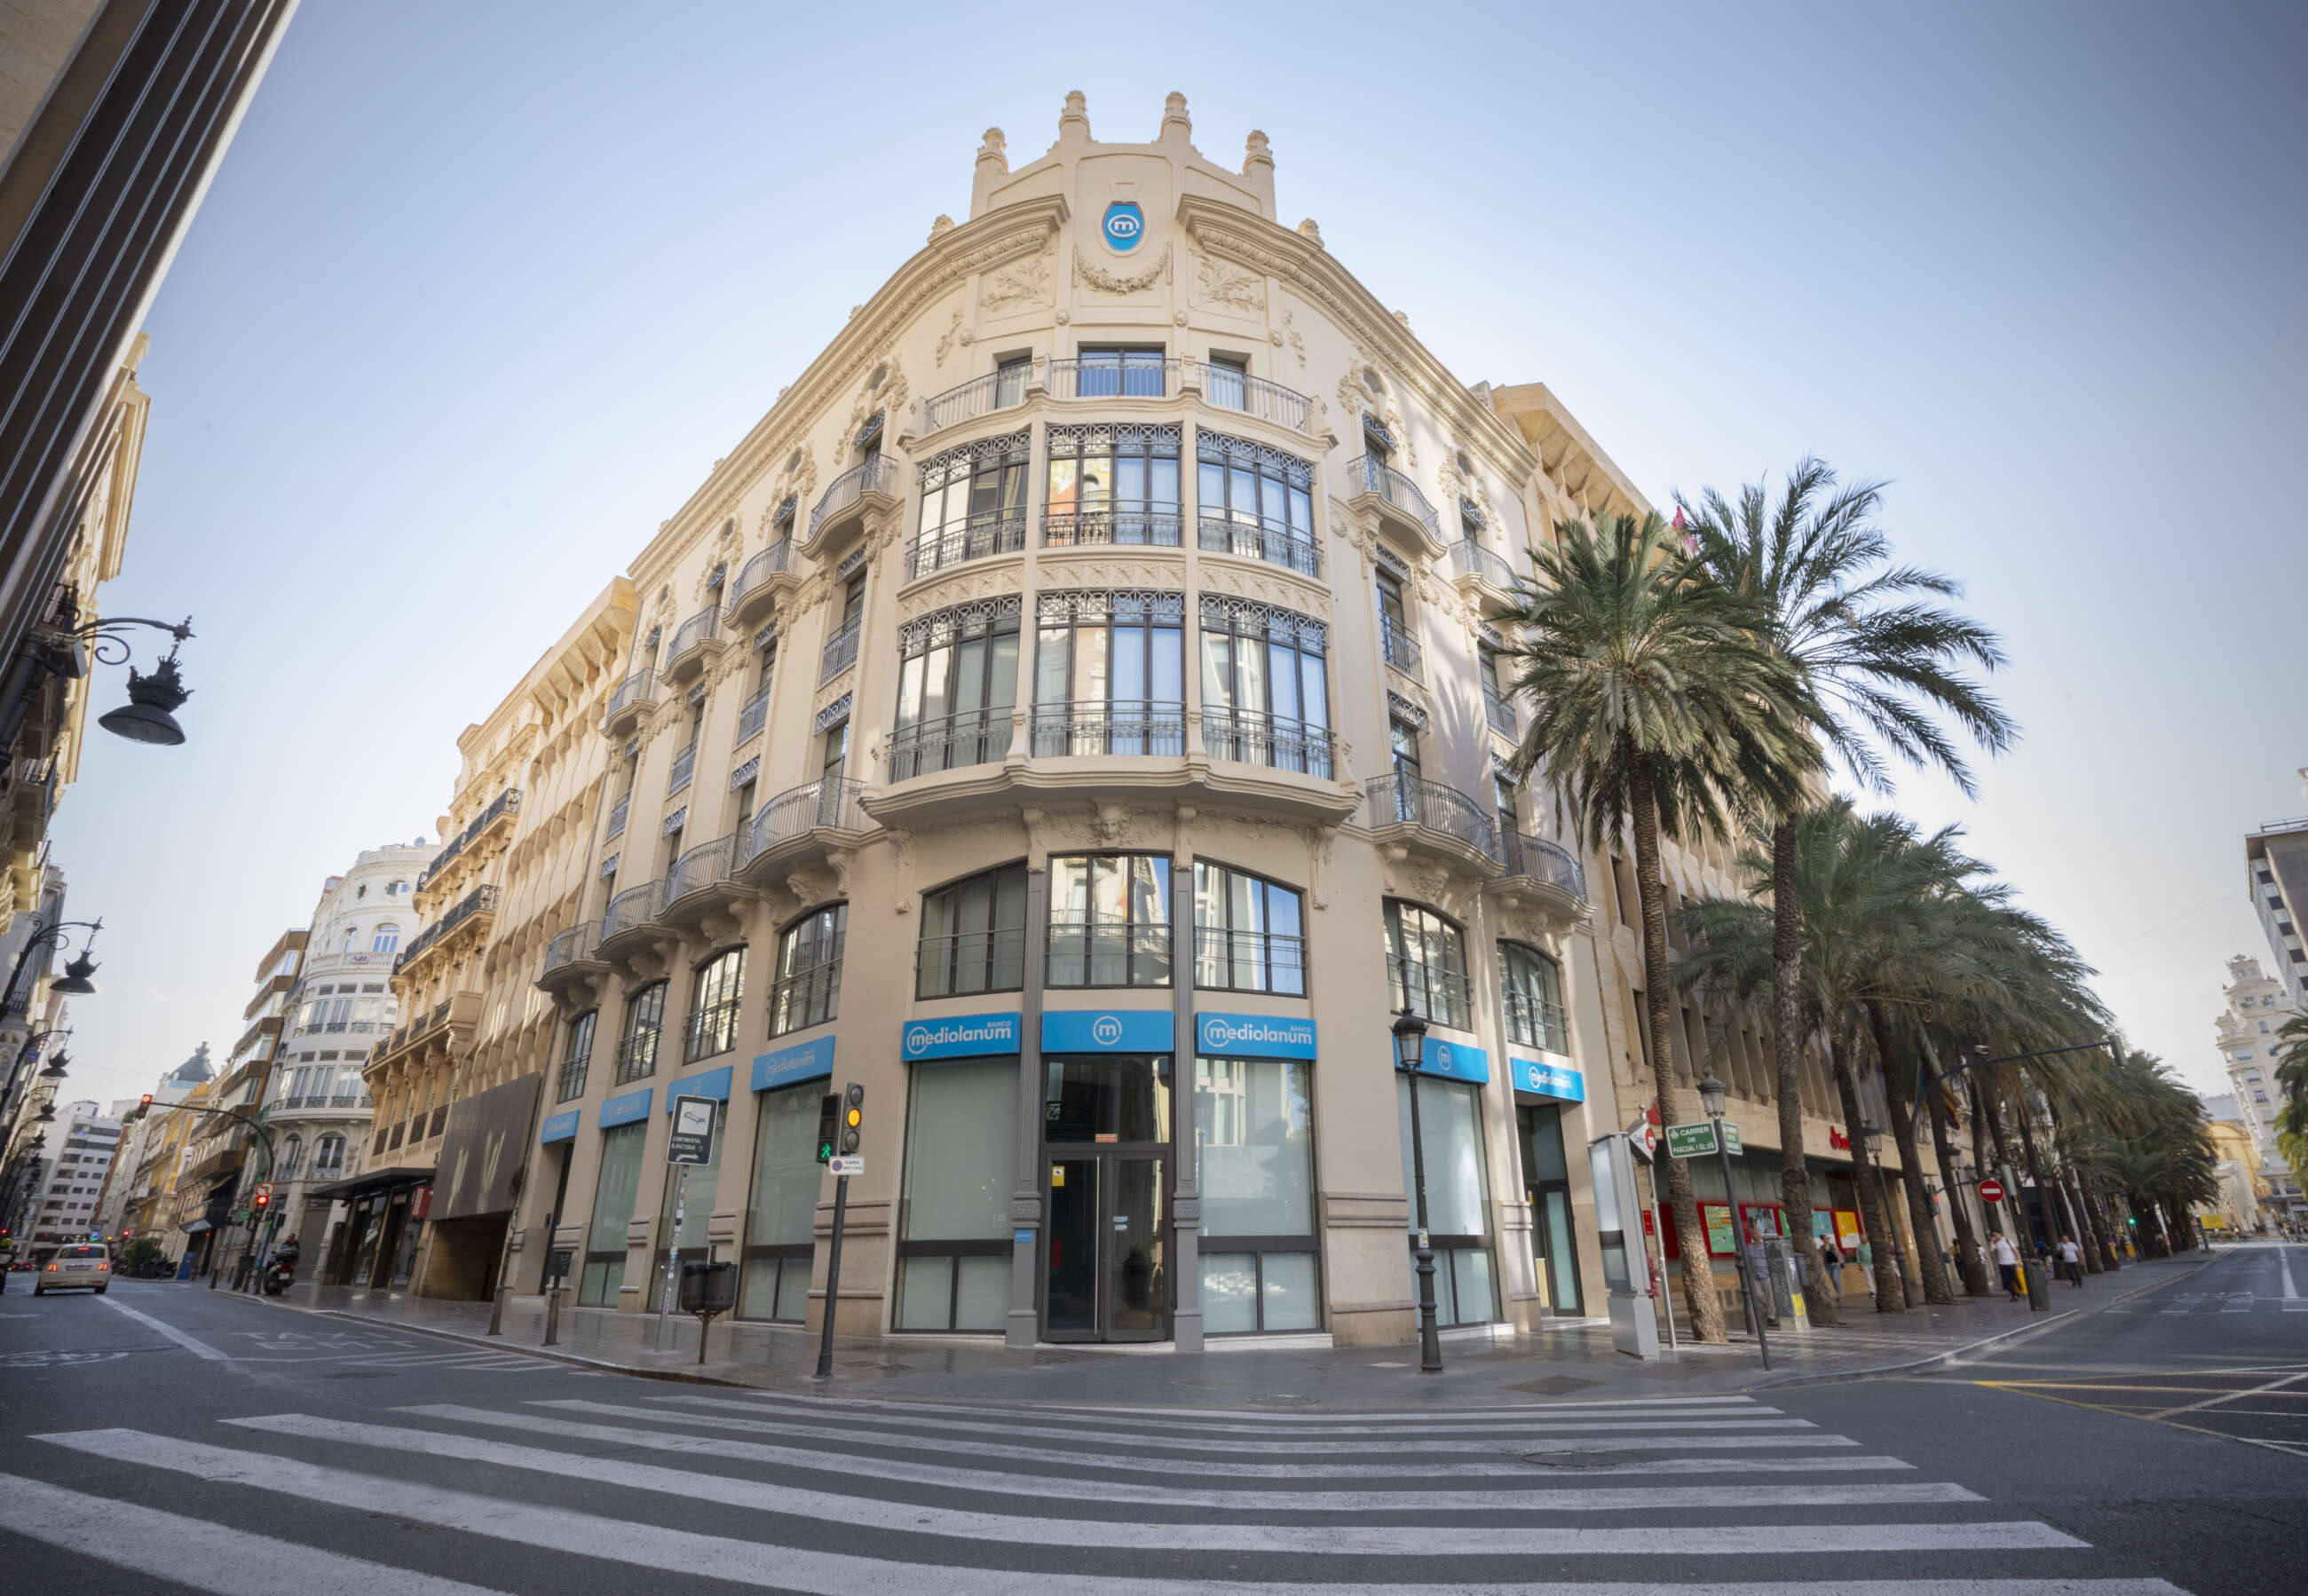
[1587,1134,1659,1359]
[680,1260,737,1317]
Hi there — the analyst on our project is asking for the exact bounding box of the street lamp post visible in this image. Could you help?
[0,1026,69,1129]
[1861,1121,1919,1308]
[0,917,100,1021]
[1392,1007,1442,1374]
[1698,1072,1768,1371]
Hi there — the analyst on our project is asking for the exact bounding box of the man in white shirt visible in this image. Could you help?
[2058,1237,2083,1288]
[1992,1231,2021,1300]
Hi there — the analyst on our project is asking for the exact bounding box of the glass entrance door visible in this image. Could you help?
[1044,1152,1167,1341]
[1531,1183,1583,1316]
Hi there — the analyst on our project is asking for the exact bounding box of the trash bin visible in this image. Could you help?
[679,1260,737,1316]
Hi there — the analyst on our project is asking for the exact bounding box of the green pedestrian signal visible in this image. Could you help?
[816,1093,840,1164]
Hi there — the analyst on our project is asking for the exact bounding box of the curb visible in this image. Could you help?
[1746,1255,2218,1391]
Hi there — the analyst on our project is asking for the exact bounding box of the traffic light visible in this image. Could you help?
[816,1093,840,1165]
[130,1094,152,1121]
[840,1082,865,1156]
[251,1189,271,1215]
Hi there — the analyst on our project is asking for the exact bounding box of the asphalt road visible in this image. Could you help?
[0,1263,2296,1593]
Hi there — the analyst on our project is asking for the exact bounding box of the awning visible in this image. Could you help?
[305,1165,435,1203]
[178,1219,213,1236]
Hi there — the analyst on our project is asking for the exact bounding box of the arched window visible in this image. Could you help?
[769,905,845,1037]
[1048,854,1171,988]
[1499,942,1568,1053]
[1192,861,1304,994]
[557,1011,597,1102]
[344,926,360,953]
[372,923,401,953]
[1384,900,1470,1030]
[279,1135,303,1179]
[917,864,1026,999]
[617,983,668,1083]
[313,1134,345,1176]
[685,948,747,1063]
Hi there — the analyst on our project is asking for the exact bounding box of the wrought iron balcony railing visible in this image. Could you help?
[667,834,735,902]
[668,740,697,796]
[820,617,861,682]
[736,683,771,746]
[1484,691,1519,739]
[1347,454,1442,541]
[614,1027,661,1085]
[415,786,522,891]
[1379,615,1423,680]
[918,364,1032,434]
[1042,508,1182,548]
[605,668,657,721]
[600,880,666,943]
[1047,356,1177,400]
[1197,363,1315,434]
[809,454,902,538]
[744,778,868,859]
[1388,952,1474,1032]
[1197,512,1321,577]
[1031,701,1185,758]
[1501,830,1586,902]
[724,540,791,612]
[907,507,1027,579]
[888,710,1015,782]
[1450,538,1517,591]
[668,605,721,662]
[1503,985,1572,1054]
[543,922,597,972]
[1366,772,1498,862]
[1201,710,1335,779]
[391,884,499,974]
[1192,926,1307,996]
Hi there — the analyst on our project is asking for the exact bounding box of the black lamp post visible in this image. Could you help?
[1698,1071,1769,1370]
[1392,1007,1442,1374]
[0,603,195,752]
[0,1025,67,1127]
[0,917,100,1019]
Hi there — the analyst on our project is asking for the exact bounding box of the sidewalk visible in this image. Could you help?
[245,1251,2216,1409]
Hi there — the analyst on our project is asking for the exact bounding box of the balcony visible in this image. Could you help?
[1489,831,1588,924]
[1483,691,1519,739]
[819,617,861,683]
[661,834,739,928]
[1047,356,1177,400]
[907,507,1026,581]
[1197,513,1319,578]
[369,990,481,1065]
[1043,508,1182,549]
[735,683,771,747]
[1202,711,1336,783]
[1503,985,1573,1055]
[604,669,660,740]
[805,454,903,551]
[1195,363,1316,435]
[596,880,667,960]
[606,791,630,840]
[662,607,728,686]
[918,365,1032,436]
[724,539,794,629]
[537,920,607,1003]
[1449,538,1519,603]
[1366,772,1499,870]
[668,740,697,797]
[1347,455,1444,555]
[737,778,869,883]
[392,884,498,976]
[416,786,522,897]
[1031,702,1184,759]
[1380,615,1423,682]
[887,710,1015,784]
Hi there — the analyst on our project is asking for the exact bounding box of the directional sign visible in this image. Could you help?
[667,1095,717,1166]
[1626,1116,1657,1161]
[1978,1177,2004,1204]
[826,1155,866,1178]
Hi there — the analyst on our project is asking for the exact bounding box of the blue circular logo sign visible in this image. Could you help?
[1092,1015,1124,1047]
[1103,201,1144,253]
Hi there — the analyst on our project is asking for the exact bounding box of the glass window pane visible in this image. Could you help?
[587,1123,646,1245]
[1202,1252,1258,1333]
[746,1085,822,1249]
[1200,634,1233,713]
[1196,1058,1314,1236]
[1261,1251,1319,1331]
[1036,628,1069,707]
[1151,628,1182,703]
[1452,1247,1497,1323]
[1395,1076,1490,1237]
[954,1255,1008,1331]
[775,1258,813,1322]
[900,1058,1017,1241]
[895,1255,953,1330]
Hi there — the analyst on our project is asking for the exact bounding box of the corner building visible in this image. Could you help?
[520,94,1627,1351]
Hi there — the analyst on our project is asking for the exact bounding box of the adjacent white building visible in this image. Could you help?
[27,1099,120,1248]
[2216,953,2304,1223]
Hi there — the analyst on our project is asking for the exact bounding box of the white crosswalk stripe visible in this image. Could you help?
[21,1386,2192,1595]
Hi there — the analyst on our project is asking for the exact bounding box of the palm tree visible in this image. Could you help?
[1504,510,1816,1343]
[2272,1014,2308,1178]
[1681,461,2014,1324]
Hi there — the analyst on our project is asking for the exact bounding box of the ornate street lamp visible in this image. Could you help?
[0,917,101,1016]
[1391,1007,1442,1374]
[1860,1118,1912,1308]
[1698,1071,1769,1367]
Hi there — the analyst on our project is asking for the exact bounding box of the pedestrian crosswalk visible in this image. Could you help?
[2115,1292,2308,1315]
[2,1387,2193,1593]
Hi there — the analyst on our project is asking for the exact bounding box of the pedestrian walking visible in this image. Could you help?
[1993,1230,2021,1300]
[2058,1237,2083,1288]
[1820,1237,1845,1299]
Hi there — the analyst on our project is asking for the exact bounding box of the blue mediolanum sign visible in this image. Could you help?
[1511,1055,1585,1102]
[1042,1007,1174,1054]
[1195,1011,1317,1059]
[664,1064,732,1111]
[1396,1034,1490,1084]
[539,1109,580,1144]
[902,1011,1024,1061]
[1103,201,1144,252]
[753,1034,836,1093]
[598,1086,652,1128]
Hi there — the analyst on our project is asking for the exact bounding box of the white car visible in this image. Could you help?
[35,1243,110,1295]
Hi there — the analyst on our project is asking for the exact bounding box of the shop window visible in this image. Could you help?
[1384,900,1471,1031]
[1047,854,1171,988]
[1195,1055,1318,1333]
[1192,862,1305,994]
[768,905,845,1037]
[739,1084,822,1322]
[684,948,747,1063]
[579,1121,647,1307]
[894,1058,1017,1331]
[1395,1073,1498,1325]
[917,863,1027,999]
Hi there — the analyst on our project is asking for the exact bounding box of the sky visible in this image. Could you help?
[45,1,2308,1115]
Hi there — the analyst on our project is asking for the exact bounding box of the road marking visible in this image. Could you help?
[204,1415,2076,1557]
[395,1403,1979,1514]
[2148,1369,2308,1420]
[0,1473,510,1595]
[98,1294,228,1361]
[829,1393,1767,1424]
[2281,1245,2299,1301]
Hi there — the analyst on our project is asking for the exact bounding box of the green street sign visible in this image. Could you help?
[1665,1120,1742,1159]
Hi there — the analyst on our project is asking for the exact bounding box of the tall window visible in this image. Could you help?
[890,598,1020,779]
[1192,862,1306,995]
[1198,597,1331,777]
[769,904,845,1036]
[685,948,747,1063]
[1048,855,1171,988]
[370,924,400,953]
[1045,423,1181,547]
[739,1085,822,1322]
[1196,1055,1318,1333]
[1376,569,1419,676]
[280,1135,304,1179]
[895,1057,1016,1331]
[579,1121,646,1307]
[1480,649,1516,737]
[1500,942,1569,1054]
[1492,772,1519,850]
[616,982,667,1084]
[1197,431,1316,575]
[822,573,865,680]
[314,1134,345,1175]
[913,431,1028,577]
[1395,1074,1496,1324]
[1032,591,1184,756]
[558,1011,597,1102]
[1205,352,1249,410]
[917,864,1026,999]
[1385,900,1471,1030]
[1072,345,1167,398]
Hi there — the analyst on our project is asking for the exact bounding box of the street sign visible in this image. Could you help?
[667,1095,717,1165]
[1978,1177,2004,1204]
[1664,1121,1718,1159]
[826,1155,865,1178]
[253,1182,273,1201]
[1626,1117,1657,1161]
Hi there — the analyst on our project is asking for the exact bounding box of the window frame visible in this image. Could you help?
[1197,595,1332,778]
[912,431,1029,577]
[684,946,748,1063]
[1385,899,1473,1031]
[1031,590,1185,757]
[768,903,847,1038]
[1043,422,1182,548]
[557,1010,597,1102]
[1047,852,1174,990]
[1196,431,1317,575]
[890,598,1022,780]
[616,981,668,1084]
[1498,940,1569,1054]
[916,862,1028,1000]
[1191,860,1307,996]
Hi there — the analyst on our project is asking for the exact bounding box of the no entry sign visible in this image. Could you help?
[1978,1177,2004,1204]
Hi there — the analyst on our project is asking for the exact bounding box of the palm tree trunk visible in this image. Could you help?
[1768,817,1838,1327]
[1977,1079,2023,1241]
[1923,1045,1991,1294]
[1628,753,1726,1344]
[2067,1171,2109,1273]
[1967,1076,2012,1244]
[1865,1005,1953,1304]
[2010,1075,2069,1253]
[1826,1027,1904,1312]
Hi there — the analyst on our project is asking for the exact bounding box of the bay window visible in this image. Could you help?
[1197,596,1331,777]
[911,431,1028,577]
[1031,590,1184,756]
[1196,431,1317,575]
[1044,423,1181,546]
[890,597,1020,779]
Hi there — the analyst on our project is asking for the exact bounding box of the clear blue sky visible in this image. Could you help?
[51,1,2307,1112]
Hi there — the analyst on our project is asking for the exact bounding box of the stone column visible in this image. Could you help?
[1006,861,1047,1348]
[1170,806,1202,1352]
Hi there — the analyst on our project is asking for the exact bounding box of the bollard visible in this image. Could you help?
[542,1285,564,1347]
[487,1284,510,1337]
[2023,1260,2051,1311]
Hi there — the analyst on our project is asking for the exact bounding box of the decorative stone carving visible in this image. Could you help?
[1190,251,1265,313]
[1033,556,1187,595]
[885,827,916,914]
[1073,245,1172,296]
[981,249,1053,314]
[934,308,965,367]
[896,563,1026,621]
